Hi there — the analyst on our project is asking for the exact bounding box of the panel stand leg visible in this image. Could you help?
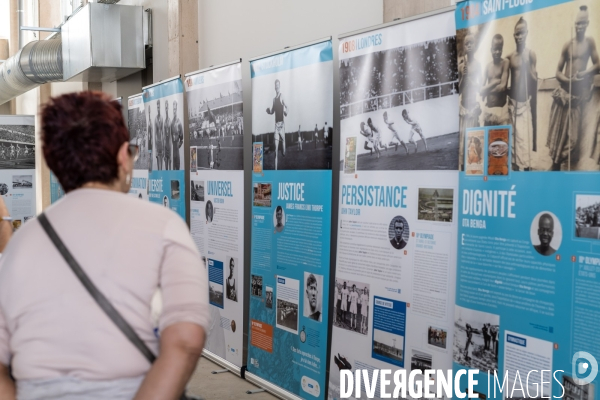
[246,389,266,395]
[211,369,229,374]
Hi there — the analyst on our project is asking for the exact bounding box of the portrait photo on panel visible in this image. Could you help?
[273,205,285,233]
[265,286,273,309]
[162,195,169,208]
[225,257,238,302]
[530,211,562,256]
[388,215,410,249]
[303,272,323,322]
[205,200,214,223]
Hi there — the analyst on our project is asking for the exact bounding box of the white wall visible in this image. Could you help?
[0,0,9,39]
[198,0,383,68]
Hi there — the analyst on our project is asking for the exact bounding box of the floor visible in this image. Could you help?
[187,357,277,400]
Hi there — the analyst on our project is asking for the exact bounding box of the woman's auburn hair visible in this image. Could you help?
[42,91,129,193]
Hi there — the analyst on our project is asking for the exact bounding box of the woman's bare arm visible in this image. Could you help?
[134,322,205,400]
[0,364,15,400]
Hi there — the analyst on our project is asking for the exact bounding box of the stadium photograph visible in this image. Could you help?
[0,125,36,170]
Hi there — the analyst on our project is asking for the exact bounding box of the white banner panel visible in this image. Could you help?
[185,62,245,368]
[329,11,459,400]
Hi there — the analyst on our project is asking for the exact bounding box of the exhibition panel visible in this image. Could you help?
[127,93,150,200]
[142,76,187,219]
[0,115,37,229]
[454,0,600,399]
[185,60,246,374]
[328,8,459,400]
[246,39,334,400]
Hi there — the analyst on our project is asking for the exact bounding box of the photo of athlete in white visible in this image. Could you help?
[266,79,288,170]
[367,117,388,153]
[359,121,379,158]
[402,109,429,153]
[383,111,409,155]
[297,125,303,151]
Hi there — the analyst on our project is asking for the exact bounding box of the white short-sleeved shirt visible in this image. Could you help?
[0,188,210,381]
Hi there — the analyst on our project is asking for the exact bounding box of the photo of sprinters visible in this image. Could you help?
[339,36,459,172]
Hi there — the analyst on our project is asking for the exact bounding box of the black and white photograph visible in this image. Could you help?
[0,183,8,195]
[344,137,357,174]
[332,278,370,335]
[170,180,180,200]
[455,3,600,172]
[252,45,333,171]
[0,123,36,170]
[339,36,459,171]
[562,375,594,400]
[225,257,238,302]
[428,326,448,349]
[187,75,243,170]
[453,305,500,372]
[265,286,273,309]
[276,298,299,333]
[275,275,300,334]
[411,349,432,373]
[209,282,224,309]
[303,272,323,322]
[190,147,197,171]
[253,183,271,207]
[143,92,185,171]
[205,200,214,223]
[162,195,169,208]
[12,175,33,189]
[576,194,600,240]
[273,205,285,233]
[418,188,454,222]
[530,211,562,256]
[373,329,404,364]
[191,180,205,202]
[388,215,410,250]
[251,274,263,297]
[128,96,150,171]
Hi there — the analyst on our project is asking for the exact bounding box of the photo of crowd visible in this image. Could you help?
[187,79,244,170]
[0,125,36,169]
[339,36,458,118]
[576,194,600,239]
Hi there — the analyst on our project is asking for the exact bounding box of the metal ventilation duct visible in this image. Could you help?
[0,3,144,105]
[0,36,63,105]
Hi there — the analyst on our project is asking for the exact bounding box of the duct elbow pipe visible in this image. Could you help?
[0,37,63,105]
